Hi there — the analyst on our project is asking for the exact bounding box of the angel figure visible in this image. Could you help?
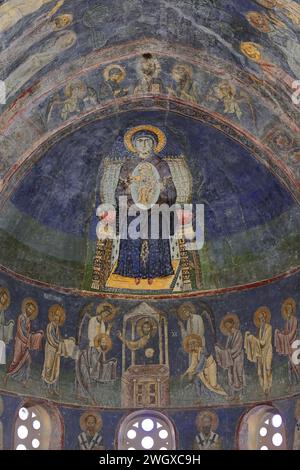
[167,63,199,103]
[46,79,98,123]
[92,124,200,293]
[209,80,257,126]
[246,10,300,81]
[0,0,65,33]
[75,303,117,404]
[254,0,300,27]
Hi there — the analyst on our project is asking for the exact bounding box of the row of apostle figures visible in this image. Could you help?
[180,299,300,402]
[0,287,299,402]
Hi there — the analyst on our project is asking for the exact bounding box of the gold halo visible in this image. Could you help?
[80,411,103,432]
[22,298,39,320]
[254,306,271,328]
[172,63,193,78]
[124,125,166,154]
[281,298,296,319]
[48,304,66,326]
[246,11,271,33]
[177,302,196,321]
[217,80,236,96]
[255,0,278,8]
[96,303,117,322]
[94,333,113,352]
[196,411,219,432]
[103,63,126,82]
[65,79,87,98]
[0,286,10,310]
[136,317,158,338]
[182,334,202,353]
[54,14,74,30]
[240,42,262,62]
[220,313,240,336]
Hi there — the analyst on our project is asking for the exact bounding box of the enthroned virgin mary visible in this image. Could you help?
[113,125,177,285]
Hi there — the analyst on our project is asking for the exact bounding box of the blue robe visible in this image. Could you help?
[114,154,177,279]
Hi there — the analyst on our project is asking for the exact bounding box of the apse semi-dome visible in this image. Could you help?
[0,0,300,452]
[1,109,299,295]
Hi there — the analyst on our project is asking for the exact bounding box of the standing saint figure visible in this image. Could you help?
[244,307,273,397]
[167,64,199,102]
[215,313,245,401]
[100,64,128,99]
[181,334,227,402]
[0,287,14,365]
[275,298,300,388]
[113,125,177,285]
[4,298,43,388]
[77,412,105,450]
[192,411,222,450]
[42,304,74,397]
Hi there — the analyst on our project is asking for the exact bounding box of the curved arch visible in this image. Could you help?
[13,399,64,450]
[116,410,177,450]
[237,404,287,450]
[1,96,299,207]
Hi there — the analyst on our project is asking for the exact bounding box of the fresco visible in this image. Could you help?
[0,0,300,452]
[1,110,300,294]
[0,270,300,410]
[0,389,299,450]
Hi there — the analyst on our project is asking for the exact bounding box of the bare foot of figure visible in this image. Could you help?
[135,278,141,285]
[148,279,153,285]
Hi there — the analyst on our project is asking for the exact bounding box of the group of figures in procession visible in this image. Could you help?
[0,286,299,404]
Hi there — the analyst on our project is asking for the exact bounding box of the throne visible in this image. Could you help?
[120,302,169,408]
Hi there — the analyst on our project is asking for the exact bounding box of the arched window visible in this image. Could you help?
[14,402,63,450]
[117,410,177,450]
[238,405,287,450]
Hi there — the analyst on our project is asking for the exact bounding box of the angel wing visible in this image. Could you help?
[99,158,123,204]
[77,303,94,348]
[198,302,217,358]
[2,320,14,344]
[45,94,63,123]
[237,91,257,128]
[165,155,193,203]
